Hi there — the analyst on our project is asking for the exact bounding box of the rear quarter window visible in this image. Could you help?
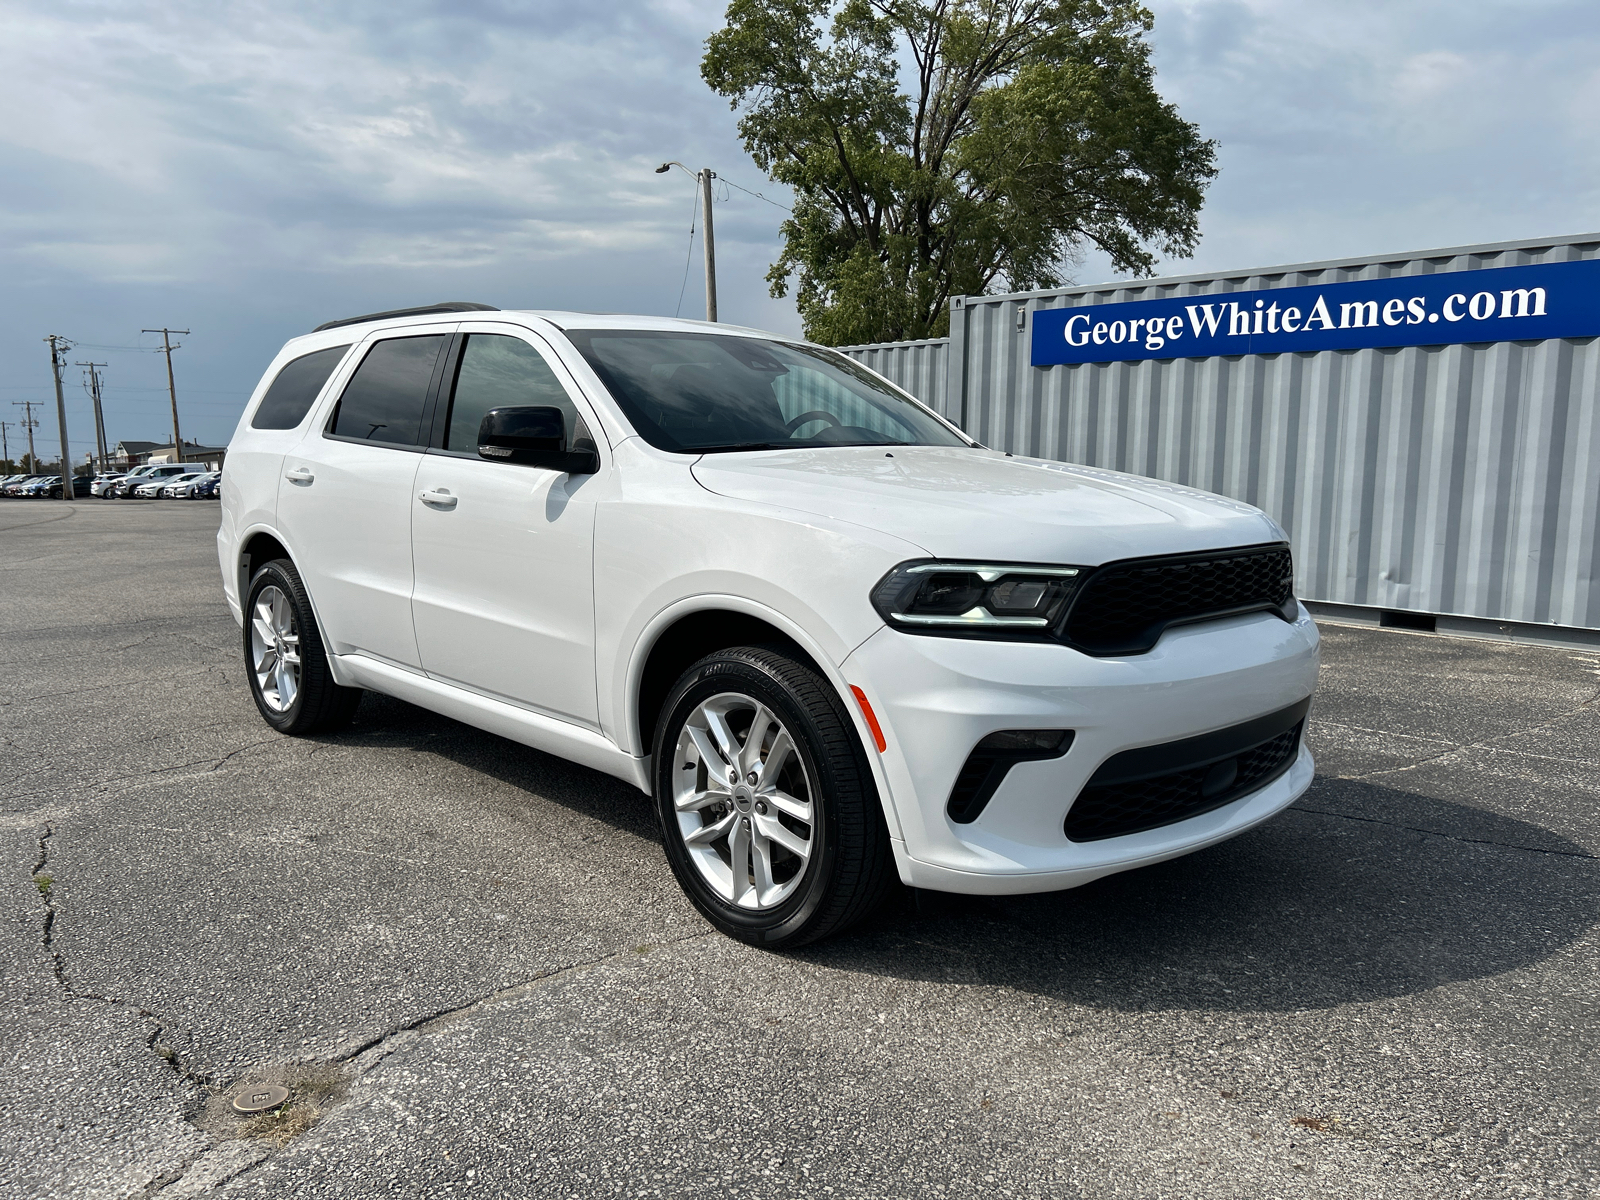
[251,345,352,430]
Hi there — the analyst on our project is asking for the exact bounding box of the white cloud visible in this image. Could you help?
[0,0,796,448]
[1074,0,1600,284]
[4,0,1598,450]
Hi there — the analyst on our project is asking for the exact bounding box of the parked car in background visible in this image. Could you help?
[7,475,56,497]
[109,466,162,497]
[139,471,204,498]
[163,471,215,498]
[0,474,32,494]
[90,473,127,497]
[42,476,94,499]
[114,464,197,497]
[190,472,222,499]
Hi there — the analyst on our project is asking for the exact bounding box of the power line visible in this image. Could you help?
[719,175,792,212]
[0,386,247,397]
[65,341,166,352]
[673,183,699,319]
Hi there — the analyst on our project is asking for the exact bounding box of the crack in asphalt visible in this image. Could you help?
[2,724,287,803]
[0,626,235,672]
[26,812,710,1196]
[31,820,214,1094]
[337,928,716,1067]
[1314,690,1599,784]
[33,821,69,991]
[206,738,281,772]
[139,930,716,1197]
[1290,805,1598,860]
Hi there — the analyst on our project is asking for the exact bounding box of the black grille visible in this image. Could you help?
[1061,544,1294,656]
[1063,700,1308,843]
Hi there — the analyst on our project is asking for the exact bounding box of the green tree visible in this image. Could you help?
[703,0,1217,345]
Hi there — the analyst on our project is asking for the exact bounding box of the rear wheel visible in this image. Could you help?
[653,646,893,948]
[244,559,362,735]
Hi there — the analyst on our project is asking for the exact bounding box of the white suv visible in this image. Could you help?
[219,302,1319,946]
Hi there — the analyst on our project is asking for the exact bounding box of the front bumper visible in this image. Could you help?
[843,606,1320,894]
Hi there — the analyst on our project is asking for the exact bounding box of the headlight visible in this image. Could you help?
[871,560,1086,633]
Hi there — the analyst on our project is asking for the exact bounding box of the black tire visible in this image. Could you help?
[243,558,363,735]
[652,646,894,948]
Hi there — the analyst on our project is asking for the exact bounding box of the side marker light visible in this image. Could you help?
[850,686,887,753]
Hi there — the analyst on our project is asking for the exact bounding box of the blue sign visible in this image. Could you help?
[1031,259,1600,366]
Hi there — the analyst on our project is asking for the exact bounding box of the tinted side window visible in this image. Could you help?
[251,345,351,430]
[444,334,580,453]
[328,335,448,447]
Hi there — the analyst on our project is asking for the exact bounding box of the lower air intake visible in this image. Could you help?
[1063,699,1309,842]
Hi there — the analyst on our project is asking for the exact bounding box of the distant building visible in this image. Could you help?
[109,441,162,465]
[111,440,226,469]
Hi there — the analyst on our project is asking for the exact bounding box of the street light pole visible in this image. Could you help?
[657,162,718,322]
[44,335,75,501]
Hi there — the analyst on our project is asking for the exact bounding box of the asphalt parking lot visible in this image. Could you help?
[2,501,1597,1199]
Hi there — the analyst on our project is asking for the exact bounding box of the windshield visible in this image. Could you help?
[563,330,967,454]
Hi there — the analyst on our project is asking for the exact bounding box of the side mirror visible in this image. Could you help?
[477,406,599,474]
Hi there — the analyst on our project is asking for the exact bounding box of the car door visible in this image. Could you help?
[276,327,454,670]
[410,325,601,727]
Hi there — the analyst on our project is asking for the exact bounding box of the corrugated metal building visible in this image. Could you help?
[840,233,1600,645]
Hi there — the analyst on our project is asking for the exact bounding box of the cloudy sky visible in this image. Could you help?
[2,0,1597,453]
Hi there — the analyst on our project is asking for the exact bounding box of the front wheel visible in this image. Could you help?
[244,559,363,735]
[653,646,893,948]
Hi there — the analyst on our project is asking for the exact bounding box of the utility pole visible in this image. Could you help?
[12,400,41,473]
[656,162,718,322]
[142,327,190,463]
[77,361,110,471]
[45,335,75,500]
[0,420,12,472]
[699,169,718,323]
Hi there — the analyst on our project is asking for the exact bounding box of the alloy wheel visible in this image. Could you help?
[250,585,302,713]
[671,692,815,909]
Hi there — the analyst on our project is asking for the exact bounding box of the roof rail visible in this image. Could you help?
[312,301,500,333]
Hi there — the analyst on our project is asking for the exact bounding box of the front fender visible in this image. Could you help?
[615,591,907,844]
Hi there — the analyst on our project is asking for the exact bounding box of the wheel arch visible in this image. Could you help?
[236,526,356,690]
[238,527,294,605]
[626,597,903,841]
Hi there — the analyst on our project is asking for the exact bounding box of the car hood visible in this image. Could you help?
[690,445,1282,565]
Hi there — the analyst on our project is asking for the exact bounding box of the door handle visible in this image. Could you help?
[418,488,458,509]
[285,467,315,485]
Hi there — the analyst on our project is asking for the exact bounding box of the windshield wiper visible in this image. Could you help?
[692,442,786,454]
